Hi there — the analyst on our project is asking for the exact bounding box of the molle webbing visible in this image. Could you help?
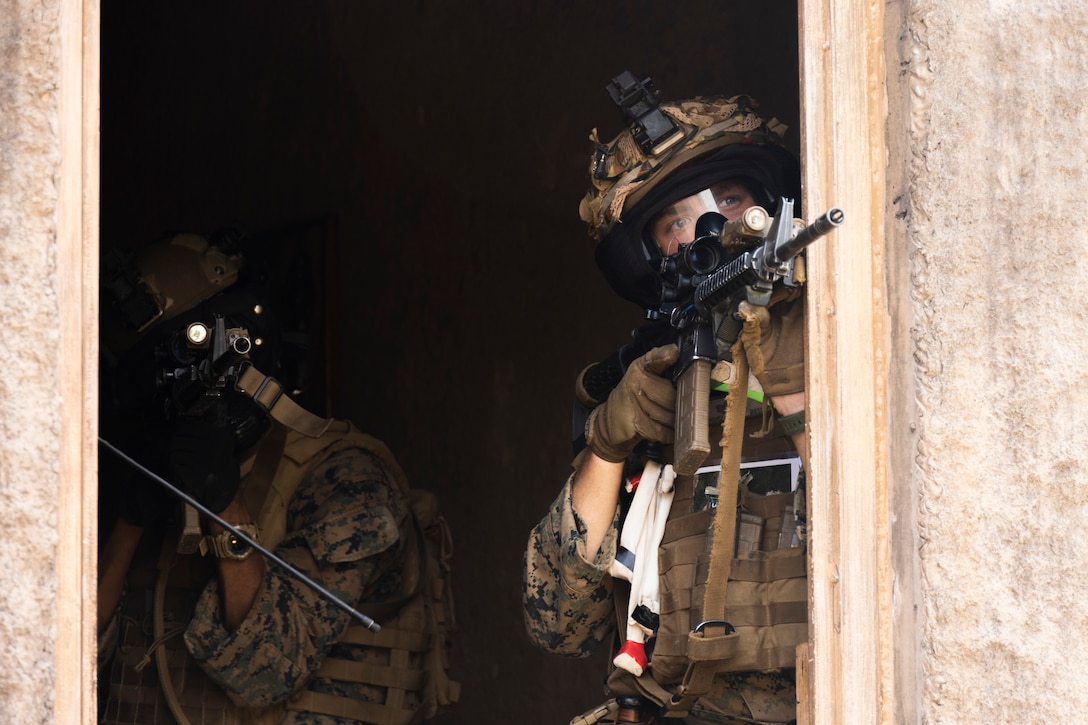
[654,546,807,674]
[648,485,805,679]
[101,558,239,725]
[272,425,459,723]
[284,513,460,724]
[287,613,432,725]
[606,335,807,714]
[660,339,751,715]
[607,494,807,709]
[106,422,457,725]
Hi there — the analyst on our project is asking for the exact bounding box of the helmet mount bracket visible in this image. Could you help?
[606,71,683,157]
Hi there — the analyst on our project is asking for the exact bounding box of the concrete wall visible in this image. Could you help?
[0,0,64,722]
[899,1,1088,722]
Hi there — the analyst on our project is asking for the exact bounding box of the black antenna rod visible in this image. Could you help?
[98,437,380,632]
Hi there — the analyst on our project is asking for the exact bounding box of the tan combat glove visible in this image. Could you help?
[585,344,679,462]
[738,290,805,397]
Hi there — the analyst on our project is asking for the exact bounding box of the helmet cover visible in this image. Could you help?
[580,95,800,310]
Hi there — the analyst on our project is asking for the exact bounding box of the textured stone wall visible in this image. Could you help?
[0,0,62,722]
[902,1,1088,721]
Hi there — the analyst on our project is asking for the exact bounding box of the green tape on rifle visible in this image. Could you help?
[711,382,765,403]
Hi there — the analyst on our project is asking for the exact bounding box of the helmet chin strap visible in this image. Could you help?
[236,364,331,438]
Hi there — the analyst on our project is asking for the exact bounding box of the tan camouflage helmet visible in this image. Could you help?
[578,94,790,243]
[134,233,243,330]
[100,233,244,366]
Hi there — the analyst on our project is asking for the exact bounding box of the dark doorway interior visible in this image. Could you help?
[101,4,799,721]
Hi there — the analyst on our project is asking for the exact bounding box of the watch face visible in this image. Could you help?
[204,525,259,560]
[226,533,251,558]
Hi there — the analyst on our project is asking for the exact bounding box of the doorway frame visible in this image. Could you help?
[57,0,100,722]
[798,0,905,723]
[56,0,905,722]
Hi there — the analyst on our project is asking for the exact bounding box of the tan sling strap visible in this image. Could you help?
[663,326,753,716]
[236,364,332,439]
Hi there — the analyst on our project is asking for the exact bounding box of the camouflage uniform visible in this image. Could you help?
[100,430,415,724]
[523,475,797,725]
[523,475,618,659]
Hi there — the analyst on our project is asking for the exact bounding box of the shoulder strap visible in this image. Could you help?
[663,330,752,716]
[236,364,331,438]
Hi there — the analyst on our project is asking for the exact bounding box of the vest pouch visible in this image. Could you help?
[651,508,715,684]
[648,511,808,685]
[716,546,807,673]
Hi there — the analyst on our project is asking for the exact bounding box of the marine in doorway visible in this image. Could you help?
[522,72,837,724]
[98,231,459,724]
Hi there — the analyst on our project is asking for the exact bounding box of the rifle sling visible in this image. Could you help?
[665,335,750,716]
[237,364,332,438]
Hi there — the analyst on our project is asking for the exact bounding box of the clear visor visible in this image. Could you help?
[647,180,757,256]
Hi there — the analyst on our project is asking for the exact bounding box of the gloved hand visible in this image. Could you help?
[162,420,241,514]
[738,290,805,397]
[585,344,679,462]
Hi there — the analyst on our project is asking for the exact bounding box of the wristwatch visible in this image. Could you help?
[200,523,261,561]
[778,409,806,436]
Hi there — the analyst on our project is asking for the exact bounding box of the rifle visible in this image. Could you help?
[663,199,844,475]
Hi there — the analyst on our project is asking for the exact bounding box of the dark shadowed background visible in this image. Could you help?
[101,3,798,721]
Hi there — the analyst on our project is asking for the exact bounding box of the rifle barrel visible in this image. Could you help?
[775,207,845,263]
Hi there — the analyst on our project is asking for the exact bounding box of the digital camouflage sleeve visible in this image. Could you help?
[522,474,800,725]
[184,448,409,711]
[522,474,621,658]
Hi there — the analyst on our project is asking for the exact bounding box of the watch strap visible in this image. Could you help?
[778,409,806,436]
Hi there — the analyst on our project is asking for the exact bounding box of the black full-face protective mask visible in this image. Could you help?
[594,142,801,312]
[102,290,281,457]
